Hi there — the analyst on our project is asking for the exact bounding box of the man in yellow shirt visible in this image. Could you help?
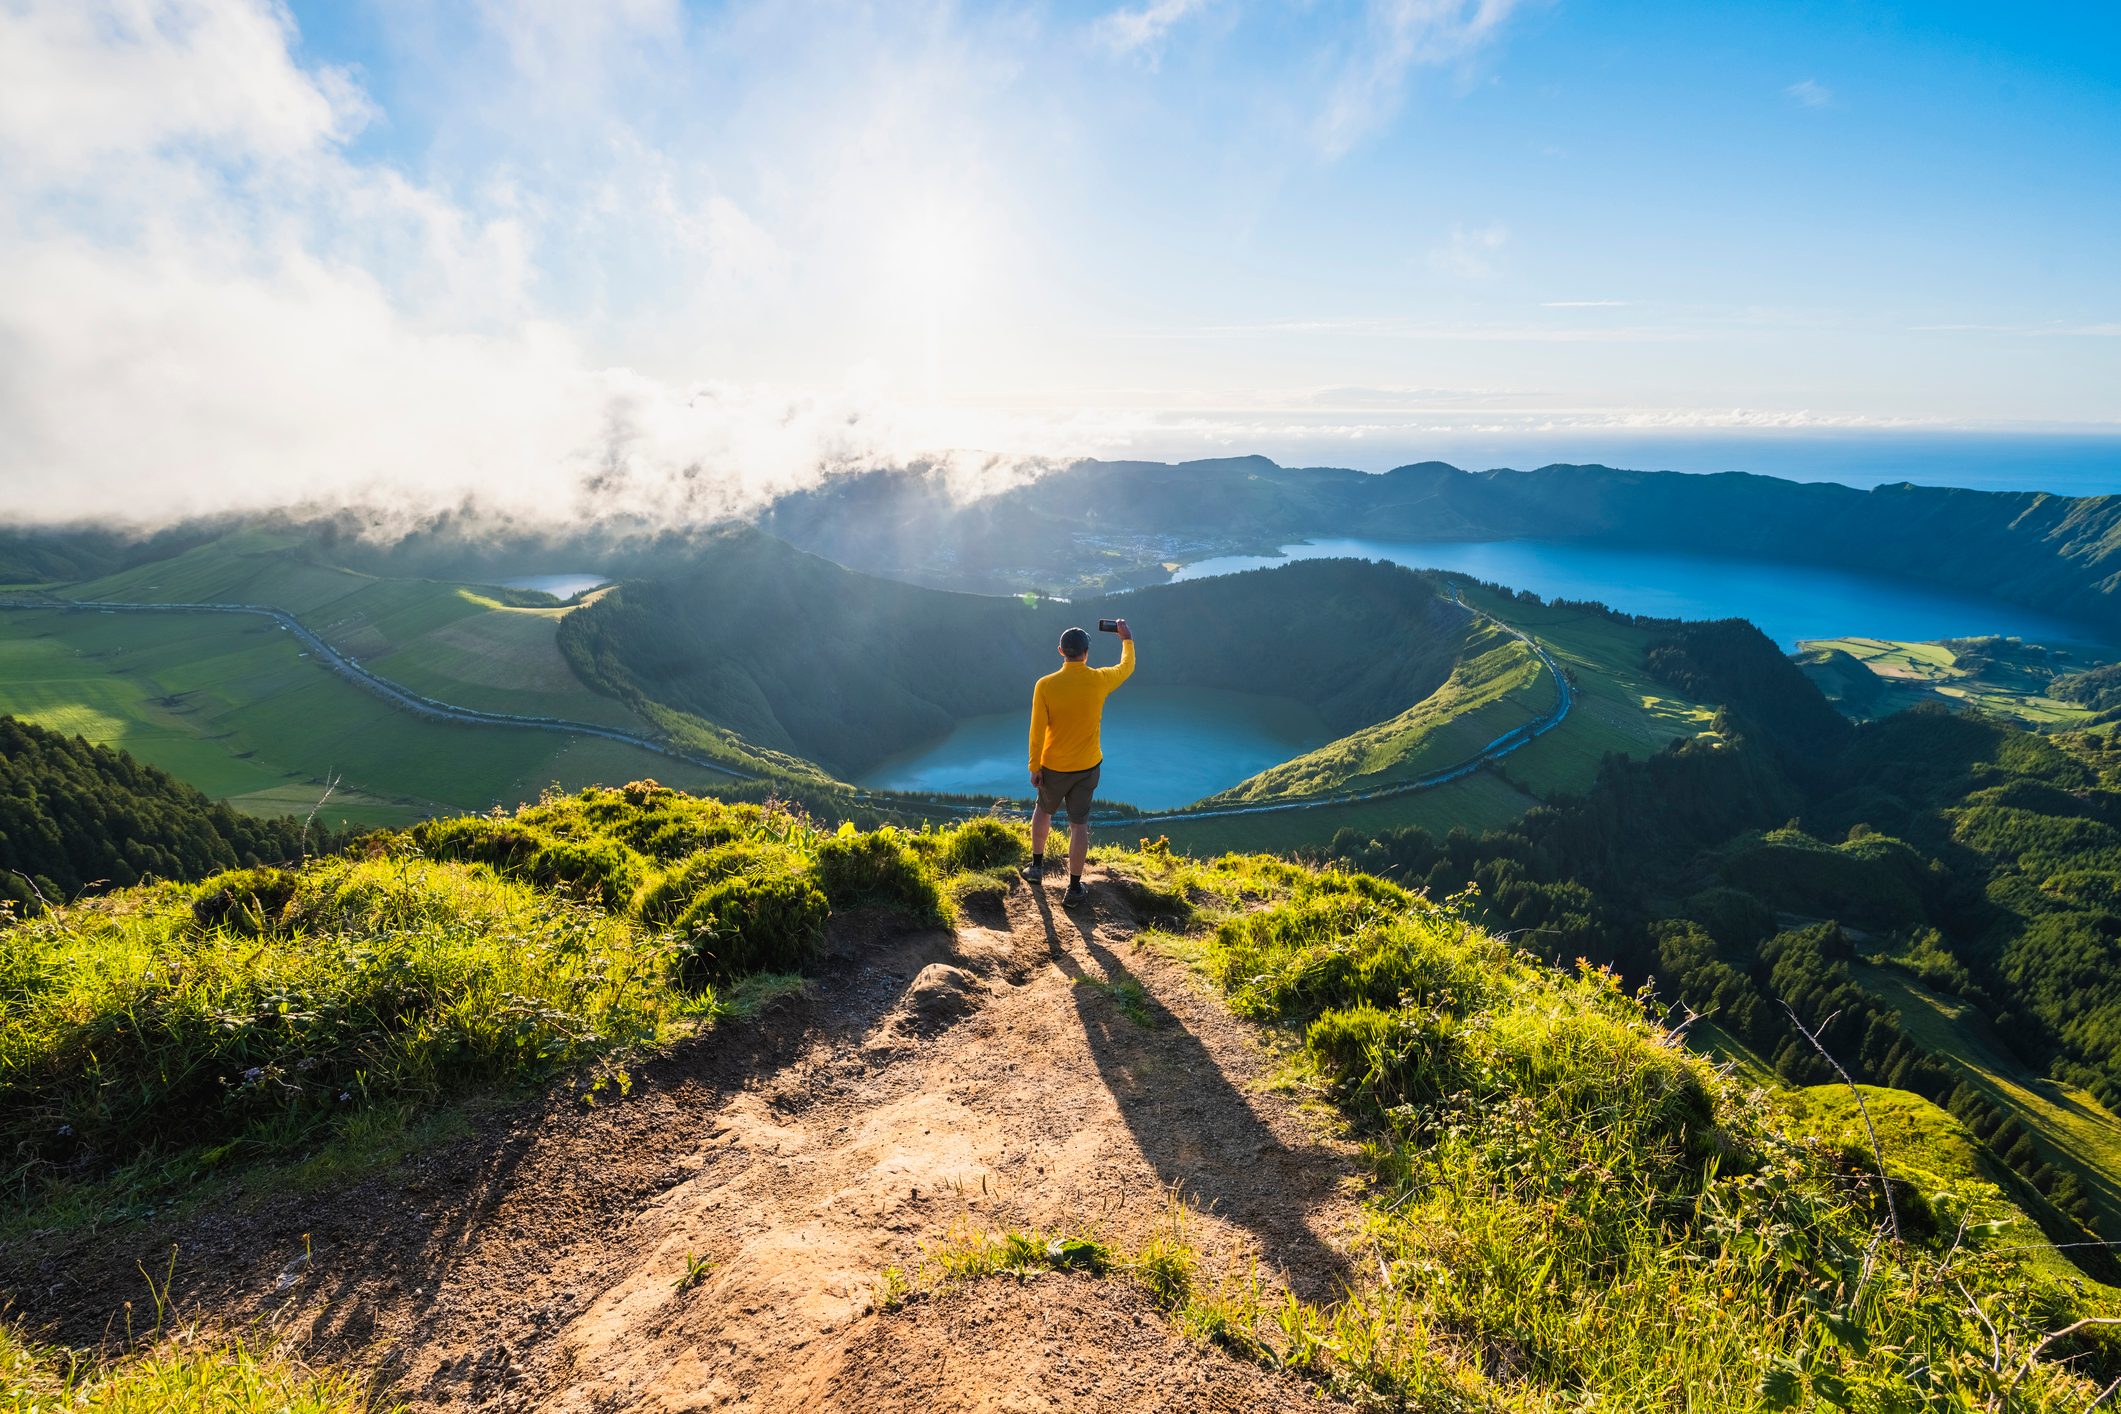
[1024,619,1134,908]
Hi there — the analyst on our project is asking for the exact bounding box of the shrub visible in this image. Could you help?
[191,867,300,936]
[1304,1002,1469,1118]
[634,840,800,925]
[670,869,829,984]
[814,827,947,923]
[4,858,690,1167]
[1209,893,1487,1023]
[942,818,1025,872]
[1486,1005,1718,1164]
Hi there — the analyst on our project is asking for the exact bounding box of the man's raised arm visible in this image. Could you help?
[1104,619,1135,686]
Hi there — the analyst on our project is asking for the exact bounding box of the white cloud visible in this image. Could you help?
[1316,0,1526,157]
[0,0,1072,528]
[1095,0,1216,59]
[1785,78,1834,109]
[1542,299,1628,308]
[1429,220,1510,279]
[0,0,366,179]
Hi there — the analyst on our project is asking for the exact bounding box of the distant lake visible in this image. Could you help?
[856,685,1330,811]
[497,574,608,599]
[1171,538,2105,650]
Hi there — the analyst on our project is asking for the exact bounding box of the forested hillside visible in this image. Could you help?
[0,716,319,911]
[1327,607,2121,1258]
[558,528,1477,778]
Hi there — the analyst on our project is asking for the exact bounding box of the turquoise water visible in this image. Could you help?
[856,685,1330,811]
[498,573,609,599]
[1171,538,2105,650]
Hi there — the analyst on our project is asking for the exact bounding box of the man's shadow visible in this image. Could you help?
[1028,884,1353,1305]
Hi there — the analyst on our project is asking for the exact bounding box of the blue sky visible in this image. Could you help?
[1,1,2117,522]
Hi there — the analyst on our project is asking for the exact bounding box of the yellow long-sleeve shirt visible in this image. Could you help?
[1028,640,1135,774]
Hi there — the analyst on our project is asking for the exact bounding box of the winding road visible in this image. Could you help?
[0,591,1572,828]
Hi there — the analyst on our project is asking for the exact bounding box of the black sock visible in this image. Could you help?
[1070,873,1082,886]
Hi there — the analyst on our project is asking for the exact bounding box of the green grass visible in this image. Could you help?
[1852,958,2121,1239]
[2,789,1003,1227]
[1141,767,1543,856]
[948,853,2121,1407]
[0,1319,389,1413]
[1782,1083,2121,1300]
[1467,587,1721,798]
[1800,637,2110,728]
[0,608,734,828]
[68,532,648,733]
[1202,623,1550,804]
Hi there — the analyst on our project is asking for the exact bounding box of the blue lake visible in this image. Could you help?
[498,573,609,599]
[856,684,1330,811]
[1171,538,2107,651]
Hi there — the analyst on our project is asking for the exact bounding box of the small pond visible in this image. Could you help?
[497,573,610,600]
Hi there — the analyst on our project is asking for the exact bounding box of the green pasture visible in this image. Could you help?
[70,532,646,732]
[1138,766,1543,857]
[1800,636,2103,728]
[0,609,733,830]
[1468,588,1721,798]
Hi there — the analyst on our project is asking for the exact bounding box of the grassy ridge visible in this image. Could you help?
[2,785,1011,1197]
[1080,848,2121,1406]
[8,785,2119,1405]
[1201,623,1545,804]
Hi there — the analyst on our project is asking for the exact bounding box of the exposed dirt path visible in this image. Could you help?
[8,873,1364,1410]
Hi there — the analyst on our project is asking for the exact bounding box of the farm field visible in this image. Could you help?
[0,608,732,830]
[68,532,647,731]
[1798,636,2103,728]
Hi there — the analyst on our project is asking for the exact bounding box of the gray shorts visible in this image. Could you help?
[1035,763,1101,823]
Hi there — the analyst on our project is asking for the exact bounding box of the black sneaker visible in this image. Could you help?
[1062,880,1088,909]
[1020,858,1046,885]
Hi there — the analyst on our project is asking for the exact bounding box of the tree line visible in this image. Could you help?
[0,716,325,913]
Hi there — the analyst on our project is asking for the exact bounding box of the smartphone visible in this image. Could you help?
[1097,619,1121,633]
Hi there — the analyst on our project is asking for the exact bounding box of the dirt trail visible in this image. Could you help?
[10,873,1364,1411]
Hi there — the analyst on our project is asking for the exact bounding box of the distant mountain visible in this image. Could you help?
[763,457,2121,629]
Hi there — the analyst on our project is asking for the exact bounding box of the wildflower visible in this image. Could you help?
[242,1066,264,1085]
[56,1124,73,1137]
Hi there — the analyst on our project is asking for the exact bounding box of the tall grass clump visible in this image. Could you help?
[1,854,701,1177]
[813,824,949,923]
[1113,853,2121,1409]
[0,1319,386,1413]
[5,784,976,1201]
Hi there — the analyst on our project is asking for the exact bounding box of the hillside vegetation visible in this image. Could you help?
[0,715,318,913]
[5,784,2119,1408]
[558,528,1479,781]
[1333,618,2121,1265]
